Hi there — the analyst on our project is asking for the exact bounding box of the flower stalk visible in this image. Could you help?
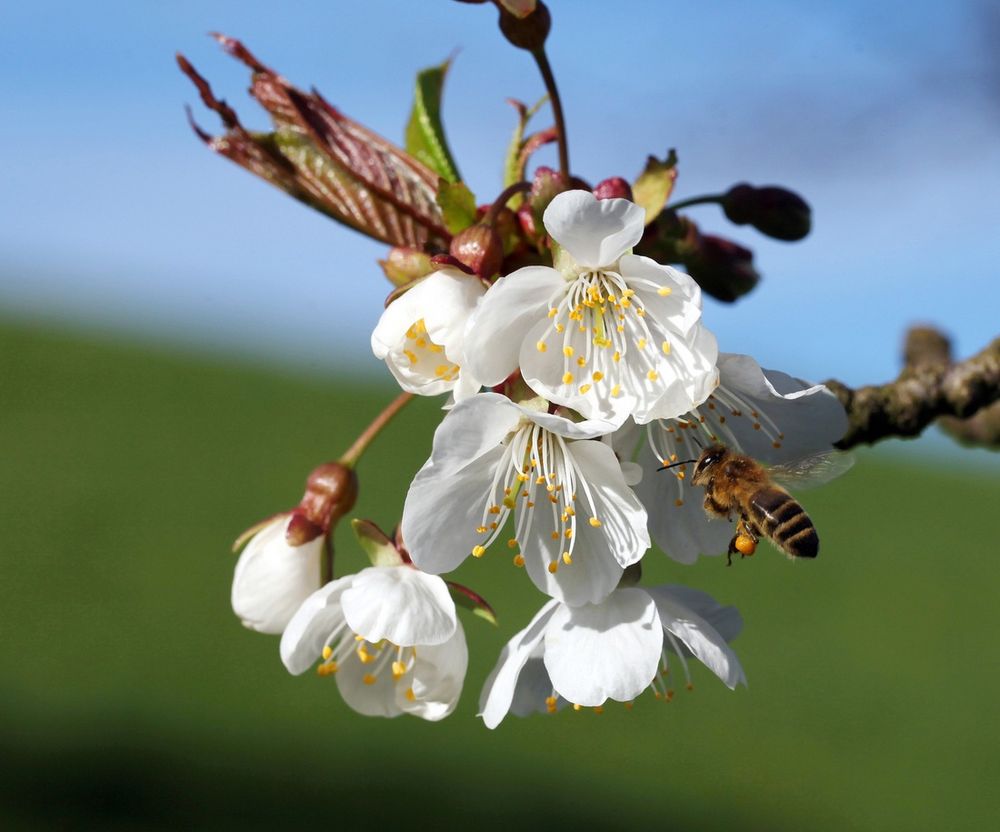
[340,391,415,468]
[531,48,570,181]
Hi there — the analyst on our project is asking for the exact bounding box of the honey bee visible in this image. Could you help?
[662,444,851,565]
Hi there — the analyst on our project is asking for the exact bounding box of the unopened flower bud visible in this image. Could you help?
[722,183,811,242]
[686,234,760,303]
[449,223,504,278]
[593,177,633,202]
[379,247,433,287]
[497,0,550,51]
[295,461,359,543]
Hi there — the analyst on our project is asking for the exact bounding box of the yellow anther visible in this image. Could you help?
[674,499,684,507]
[573,703,582,712]
[322,645,333,660]
[563,345,574,357]
[536,340,547,352]
[434,364,449,377]
[620,297,631,308]
[415,338,427,348]
[547,561,559,574]
[357,647,373,664]
[545,696,558,714]
[550,531,560,540]
[576,356,586,367]
[686,682,694,692]
[513,554,526,567]
[503,496,516,510]
[516,472,529,482]
[403,349,418,365]
[548,307,558,318]
[562,372,574,384]
[563,529,573,539]
[670,453,678,462]
[617,325,624,333]
[773,441,782,449]
[392,661,407,680]
[565,506,576,517]
[405,687,416,702]
[635,307,646,317]
[637,338,647,349]
[647,370,659,381]
[476,525,487,534]
[676,470,685,480]
[428,343,444,354]
[507,538,518,549]
[362,673,377,686]
[589,517,602,528]
[579,384,592,394]
[613,351,621,363]
[622,288,636,298]
[665,690,675,702]
[355,634,365,641]
[592,371,604,382]
[657,285,672,296]
[471,545,486,558]
[753,422,762,430]
[593,706,604,715]
[562,552,572,565]
[661,340,671,354]
[555,323,565,333]
[536,475,547,484]
[489,505,501,515]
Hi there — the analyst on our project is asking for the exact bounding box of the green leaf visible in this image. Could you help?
[435,179,478,235]
[633,149,679,226]
[446,581,498,626]
[351,519,404,568]
[405,60,461,184]
[502,95,548,205]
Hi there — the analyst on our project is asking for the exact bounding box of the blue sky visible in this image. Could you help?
[2,0,998,405]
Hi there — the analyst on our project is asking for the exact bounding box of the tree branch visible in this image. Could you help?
[823,326,1000,450]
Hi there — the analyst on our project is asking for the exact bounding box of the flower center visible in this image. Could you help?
[401,319,459,382]
[647,384,786,508]
[469,421,603,572]
[534,270,673,399]
[316,620,417,699]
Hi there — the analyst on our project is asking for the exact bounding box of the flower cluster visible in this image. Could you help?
[188,8,851,730]
[229,189,848,727]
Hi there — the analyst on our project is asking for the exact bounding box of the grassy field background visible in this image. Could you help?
[1,319,997,830]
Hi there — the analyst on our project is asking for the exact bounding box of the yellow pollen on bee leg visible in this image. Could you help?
[362,673,377,686]
[562,372,574,384]
[536,340,547,353]
[471,545,486,558]
[513,554,525,567]
[589,517,602,527]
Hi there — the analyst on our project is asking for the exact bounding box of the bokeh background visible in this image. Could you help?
[2,1,998,829]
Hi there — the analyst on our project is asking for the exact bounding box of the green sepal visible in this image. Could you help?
[503,95,548,205]
[351,519,405,568]
[633,149,678,225]
[446,581,498,626]
[405,60,461,184]
[436,179,478,235]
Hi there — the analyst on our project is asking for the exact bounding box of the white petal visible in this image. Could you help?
[417,269,487,361]
[402,445,506,574]
[634,325,719,424]
[543,588,662,706]
[567,439,650,568]
[279,576,355,675]
[517,403,618,440]
[543,190,645,268]
[341,566,456,647]
[634,439,733,564]
[619,256,702,336]
[464,266,565,386]
[656,584,744,643]
[646,586,747,689]
[398,623,469,721]
[336,659,403,718]
[479,601,560,729]
[231,518,323,634]
[712,353,848,462]
[509,653,559,718]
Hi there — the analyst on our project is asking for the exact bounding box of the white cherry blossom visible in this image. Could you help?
[631,353,850,563]
[464,190,719,426]
[479,583,745,728]
[280,565,468,721]
[231,514,323,634]
[371,267,486,401]
[401,392,649,606]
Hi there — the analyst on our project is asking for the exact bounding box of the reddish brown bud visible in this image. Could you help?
[294,462,358,542]
[428,253,475,275]
[497,0,551,51]
[526,166,568,241]
[722,183,811,241]
[449,223,505,278]
[285,512,324,546]
[686,235,760,303]
[593,177,633,202]
[378,247,433,287]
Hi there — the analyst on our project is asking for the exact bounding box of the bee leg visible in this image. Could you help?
[726,535,740,566]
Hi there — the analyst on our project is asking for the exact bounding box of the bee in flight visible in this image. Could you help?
[660,444,852,565]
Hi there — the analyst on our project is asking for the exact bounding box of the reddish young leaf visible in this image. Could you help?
[178,36,449,249]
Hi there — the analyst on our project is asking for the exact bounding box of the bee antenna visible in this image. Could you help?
[657,457,697,472]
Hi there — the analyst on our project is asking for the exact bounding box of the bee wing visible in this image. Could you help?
[768,450,854,491]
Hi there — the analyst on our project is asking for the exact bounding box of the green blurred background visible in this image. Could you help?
[1,318,997,831]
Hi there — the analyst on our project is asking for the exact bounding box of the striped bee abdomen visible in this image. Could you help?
[749,487,819,558]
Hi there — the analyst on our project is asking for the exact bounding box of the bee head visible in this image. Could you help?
[692,444,729,483]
